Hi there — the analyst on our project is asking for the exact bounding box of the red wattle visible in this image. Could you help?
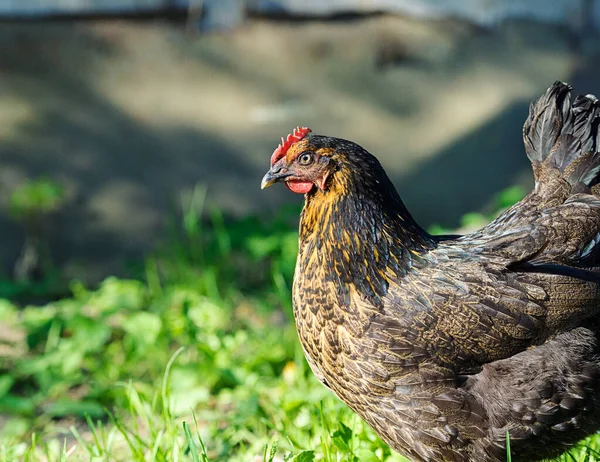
[285,180,314,194]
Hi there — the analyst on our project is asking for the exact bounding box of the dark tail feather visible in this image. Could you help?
[523,82,600,189]
[523,81,572,164]
[573,93,600,155]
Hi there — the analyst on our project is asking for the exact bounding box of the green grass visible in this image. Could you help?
[0,184,599,461]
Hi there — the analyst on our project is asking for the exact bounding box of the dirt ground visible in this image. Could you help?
[1,15,599,281]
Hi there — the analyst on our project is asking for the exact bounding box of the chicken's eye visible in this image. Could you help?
[298,153,314,165]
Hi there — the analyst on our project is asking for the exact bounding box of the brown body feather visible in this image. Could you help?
[265,82,600,461]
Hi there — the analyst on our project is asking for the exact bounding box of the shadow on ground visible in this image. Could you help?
[0,22,262,280]
[397,99,532,226]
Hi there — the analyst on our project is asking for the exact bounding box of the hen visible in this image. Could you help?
[261,82,600,461]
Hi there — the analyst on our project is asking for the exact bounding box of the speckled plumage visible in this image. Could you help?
[263,82,600,461]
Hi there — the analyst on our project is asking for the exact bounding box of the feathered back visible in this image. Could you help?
[523,81,600,191]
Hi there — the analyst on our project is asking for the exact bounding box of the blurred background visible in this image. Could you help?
[3,1,600,460]
[3,0,600,286]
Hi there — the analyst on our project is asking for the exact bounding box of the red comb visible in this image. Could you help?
[270,126,312,166]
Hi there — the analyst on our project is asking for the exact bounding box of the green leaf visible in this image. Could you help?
[9,178,65,219]
[0,299,18,320]
[428,223,453,235]
[354,448,382,462]
[0,376,14,399]
[460,212,488,229]
[168,366,211,415]
[331,422,354,451]
[496,186,525,209]
[0,394,36,415]
[88,277,146,314]
[122,312,162,345]
[290,450,315,462]
[45,399,105,418]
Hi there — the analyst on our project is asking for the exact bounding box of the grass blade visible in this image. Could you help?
[183,421,201,462]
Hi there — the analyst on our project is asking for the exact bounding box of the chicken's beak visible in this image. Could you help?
[261,164,290,190]
[260,172,277,190]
